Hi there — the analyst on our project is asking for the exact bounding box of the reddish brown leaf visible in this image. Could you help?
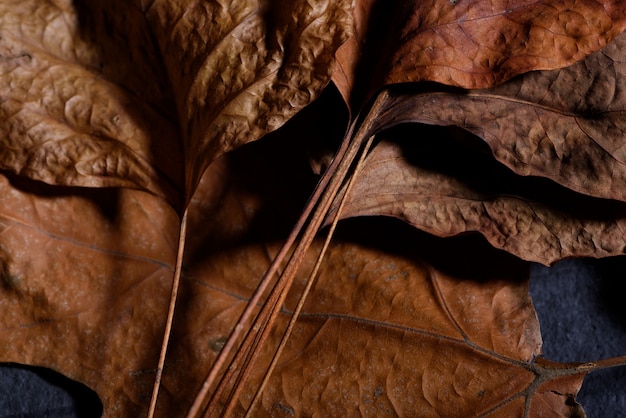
[332,0,626,108]
[187,227,547,417]
[0,129,320,416]
[0,177,179,417]
[3,2,626,417]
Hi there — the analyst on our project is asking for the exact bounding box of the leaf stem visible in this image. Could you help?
[244,132,377,417]
[186,90,390,417]
[147,208,189,418]
[185,123,353,418]
[584,355,626,371]
[202,124,367,417]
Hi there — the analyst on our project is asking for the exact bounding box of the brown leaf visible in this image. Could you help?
[0,1,183,206]
[332,0,626,108]
[3,2,626,417]
[329,128,626,265]
[0,126,321,416]
[0,177,179,416]
[0,0,352,206]
[187,223,548,417]
[370,31,626,203]
[140,0,352,197]
[383,0,626,88]
[0,133,603,416]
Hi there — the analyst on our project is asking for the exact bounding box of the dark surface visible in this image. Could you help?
[0,258,625,417]
[531,258,626,418]
[0,363,101,417]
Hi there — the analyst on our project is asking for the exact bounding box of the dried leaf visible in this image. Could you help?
[0,128,320,416]
[140,0,352,197]
[0,177,179,417]
[2,2,626,417]
[189,222,549,417]
[0,0,183,206]
[383,0,626,88]
[0,0,353,206]
[329,127,626,265]
[332,0,626,108]
[0,133,609,416]
[370,31,626,203]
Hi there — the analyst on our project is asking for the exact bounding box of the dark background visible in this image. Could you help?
[531,257,626,418]
[0,257,624,417]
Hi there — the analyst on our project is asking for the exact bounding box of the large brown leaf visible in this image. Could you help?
[0,133,598,415]
[332,0,626,108]
[0,0,352,207]
[186,220,582,417]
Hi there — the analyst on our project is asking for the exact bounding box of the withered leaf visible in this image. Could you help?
[0,0,183,206]
[0,0,353,207]
[383,0,626,88]
[140,0,352,198]
[188,221,568,417]
[329,128,626,265]
[0,129,321,416]
[0,134,605,416]
[2,1,626,417]
[370,31,626,203]
[0,176,179,417]
[332,0,626,108]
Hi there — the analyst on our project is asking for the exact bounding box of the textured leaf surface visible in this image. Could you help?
[0,177,179,417]
[329,130,626,265]
[140,0,352,197]
[2,1,626,416]
[0,135,592,416]
[332,0,626,108]
[370,32,626,203]
[0,0,183,205]
[0,0,352,206]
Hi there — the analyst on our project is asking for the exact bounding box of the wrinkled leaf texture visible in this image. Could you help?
[2,0,626,416]
[2,0,626,206]
[330,128,626,265]
[332,0,626,108]
[330,31,626,265]
[0,0,352,208]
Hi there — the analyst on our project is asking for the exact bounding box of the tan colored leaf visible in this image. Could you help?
[329,129,626,265]
[0,0,352,205]
[332,0,626,108]
[370,31,626,203]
